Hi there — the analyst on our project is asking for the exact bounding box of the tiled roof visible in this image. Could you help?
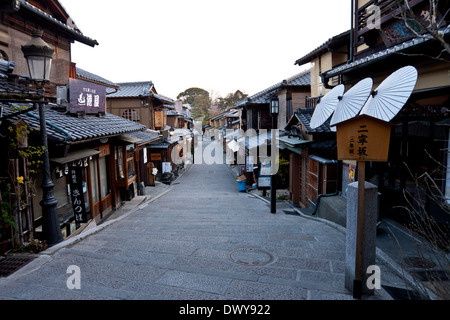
[1,103,146,143]
[294,30,350,67]
[152,93,175,105]
[287,108,332,134]
[235,71,310,108]
[0,78,41,100]
[76,67,118,88]
[106,81,175,105]
[107,81,154,98]
[323,26,450,79]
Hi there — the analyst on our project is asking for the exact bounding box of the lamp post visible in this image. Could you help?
[270,96,279,214]
[22,29,63,246]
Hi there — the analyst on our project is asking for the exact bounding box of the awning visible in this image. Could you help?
[279,136,312,155]
[147,140,178,149]
[279,136,312,148]
[282,145,304,155]
[50,148,100,164]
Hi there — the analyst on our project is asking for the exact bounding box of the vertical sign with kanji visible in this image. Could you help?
[69,166,87,223]
[346,125,369,160]
[334,114,394,299]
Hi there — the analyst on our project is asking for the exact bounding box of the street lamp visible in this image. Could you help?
[270,96,279,214]
[22,29,63,246]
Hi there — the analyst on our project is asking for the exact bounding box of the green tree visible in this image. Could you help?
[177,87,211,119]
[217,90,248,110]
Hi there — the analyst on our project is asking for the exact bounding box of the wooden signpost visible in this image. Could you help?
[334,114,394,298]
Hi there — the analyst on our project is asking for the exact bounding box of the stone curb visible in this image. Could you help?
[3,164,194,281]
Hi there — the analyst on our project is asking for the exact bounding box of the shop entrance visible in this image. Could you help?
[89,152,112,221]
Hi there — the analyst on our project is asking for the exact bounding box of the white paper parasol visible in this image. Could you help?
[329,78,373,132]
[330,78,373,126]
[310,84,344,129]
[360,66,418,122]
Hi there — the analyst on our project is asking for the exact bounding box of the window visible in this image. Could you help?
[122,109,140,122]
[126,144,136,178]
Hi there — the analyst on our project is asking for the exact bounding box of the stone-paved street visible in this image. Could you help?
[0,141,407,300]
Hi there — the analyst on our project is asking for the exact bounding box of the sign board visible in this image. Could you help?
[150,153,162,161]
[68,78,106,115]
[162,162,172,173]
[380,4,442,48]
[258,176,271,189]
[155,111,164,128]
[69,166,88,223]
[98,145,110,158]
[335,115,394,162]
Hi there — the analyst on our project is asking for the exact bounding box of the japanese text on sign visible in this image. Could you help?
[336,115,393,162]
[69,78,106,115]
[348,125,369,160]
[69,167,87,223]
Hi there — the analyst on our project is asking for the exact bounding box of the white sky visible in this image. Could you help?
[58,0,351,100]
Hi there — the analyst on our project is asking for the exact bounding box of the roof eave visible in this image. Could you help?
[19,0,98,47]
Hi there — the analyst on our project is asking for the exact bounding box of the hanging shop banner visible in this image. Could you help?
[155,111,164,128]
[68,78,106,115]
[69,166,88,223]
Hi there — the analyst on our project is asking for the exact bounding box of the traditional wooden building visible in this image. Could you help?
[0,1,167,247]
[282,109,339,209]
[230,71,311,187]
[106,81,175,131]
[296,0,450,232]
[0,0,99,247]
[236,70,311,133]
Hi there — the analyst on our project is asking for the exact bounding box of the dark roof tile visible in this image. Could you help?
[293,108,332,134]
[235,71,310,107]
[1,103,146,143]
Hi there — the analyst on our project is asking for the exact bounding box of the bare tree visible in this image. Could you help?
[397,150,450,299]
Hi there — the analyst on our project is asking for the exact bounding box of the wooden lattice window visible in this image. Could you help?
[122,109,140,122]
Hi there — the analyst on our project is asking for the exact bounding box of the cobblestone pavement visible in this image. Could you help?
[0,141,411,300]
